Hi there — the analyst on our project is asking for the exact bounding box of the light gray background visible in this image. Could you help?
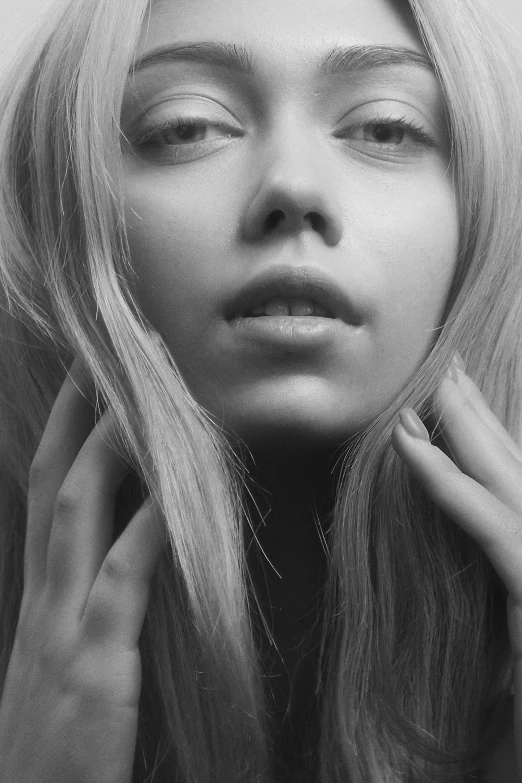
[0,0,522,74]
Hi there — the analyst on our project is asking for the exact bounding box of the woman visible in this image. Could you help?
[0,0,521,780]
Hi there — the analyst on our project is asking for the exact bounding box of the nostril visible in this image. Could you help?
[307,212,326,233]
[263,210,327,234]
[264,209,285,232]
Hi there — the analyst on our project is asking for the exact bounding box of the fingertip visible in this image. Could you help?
[399,408,430,441]
[391,419,416,461]
[137,503,167,582]
[67,356,96,402]
[391,420,405,454]
[67,354,87,379]
[433,373,469,422]
[446,352,467,384]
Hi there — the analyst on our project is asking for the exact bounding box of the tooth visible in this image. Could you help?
[250,304,266,315]
[264,297,290,316]
[290,298,315,316]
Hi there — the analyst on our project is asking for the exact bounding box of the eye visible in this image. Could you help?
[130,112,244,164]
[136,116,241,149]
[338,116,437,150]
[141,118,230,146]
[360,122,408,145]
[160,120,209,145]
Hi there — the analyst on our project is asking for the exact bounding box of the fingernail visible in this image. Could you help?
[446,353,464,384]
[454,352,465,372]
[399,408,430,441]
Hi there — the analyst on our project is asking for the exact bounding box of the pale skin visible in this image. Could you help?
[0,0,521,780]
[0,364,165,783]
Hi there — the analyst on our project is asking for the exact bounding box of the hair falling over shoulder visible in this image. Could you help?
[0,0,521,780]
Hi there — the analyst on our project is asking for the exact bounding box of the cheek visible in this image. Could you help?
[353,172,459,353]
[123,178,231,328]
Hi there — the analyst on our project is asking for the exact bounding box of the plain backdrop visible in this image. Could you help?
[0,0,522,74]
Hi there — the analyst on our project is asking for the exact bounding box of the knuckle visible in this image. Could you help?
[35,633,107,703]
[80,597,115,643]
[28,632,78,695]
[53,482,84,520]
[101,552,132,584]
[64,648,140,710]
[62,660,105,704]
[11,596,112,702]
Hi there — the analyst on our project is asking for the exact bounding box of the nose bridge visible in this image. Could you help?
[242,111,344,247]
[262,105,322,187]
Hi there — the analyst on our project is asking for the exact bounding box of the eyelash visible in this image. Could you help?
[134,113,438,151]
[338,114,438,148]
[135,115,238,147]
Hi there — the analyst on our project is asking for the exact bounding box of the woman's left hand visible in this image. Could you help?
[392,355,522,780]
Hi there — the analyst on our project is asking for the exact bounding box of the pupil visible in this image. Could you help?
[177,124,197,141]
[372,124,404,143]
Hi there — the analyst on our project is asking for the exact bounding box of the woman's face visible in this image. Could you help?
[121,0,458,451]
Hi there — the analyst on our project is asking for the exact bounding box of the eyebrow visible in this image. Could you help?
[319,44,433,76]
[131,42,255,76]
[131,41,434,78]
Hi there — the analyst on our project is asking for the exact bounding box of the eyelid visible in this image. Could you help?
[134,116,243,147]
[334,110,438,154]
[129,94,244,138]
[335,99,440,137]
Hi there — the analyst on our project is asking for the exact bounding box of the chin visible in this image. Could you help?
[213,383,376,455]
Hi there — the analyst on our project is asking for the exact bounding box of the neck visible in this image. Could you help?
[242,444,338,563]
[240,444,340,652]
[239,445,340,770]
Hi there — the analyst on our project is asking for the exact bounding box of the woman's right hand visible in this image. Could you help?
[0,359,165,783]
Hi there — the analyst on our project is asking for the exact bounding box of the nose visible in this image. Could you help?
[241,140,344,247]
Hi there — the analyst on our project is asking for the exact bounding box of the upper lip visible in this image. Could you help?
[225,265,363,325]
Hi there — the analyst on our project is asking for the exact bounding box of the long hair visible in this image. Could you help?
[0,0,521,781]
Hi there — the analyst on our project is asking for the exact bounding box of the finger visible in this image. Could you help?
[432,373,522,514]
[392,415,522,602]
[26,358,96,591]
[448,364,522,461]
[80,497,166,648]
[45,411,130,607]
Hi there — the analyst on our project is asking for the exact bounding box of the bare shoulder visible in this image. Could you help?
[479,696,518,783]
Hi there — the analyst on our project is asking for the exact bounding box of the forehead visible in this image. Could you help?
[138,0,424,62]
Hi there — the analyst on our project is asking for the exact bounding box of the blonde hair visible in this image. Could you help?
[0,0,521,780]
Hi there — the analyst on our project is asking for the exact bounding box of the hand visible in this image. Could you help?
[0,360,165,783]
[392,356,522,778]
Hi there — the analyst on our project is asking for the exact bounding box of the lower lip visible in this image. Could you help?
[229,315,355,349]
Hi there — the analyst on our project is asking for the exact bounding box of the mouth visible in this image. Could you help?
[225,266,362,326]
[244,296,333,318]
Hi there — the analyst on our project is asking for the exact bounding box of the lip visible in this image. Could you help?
[224,265,364,326]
